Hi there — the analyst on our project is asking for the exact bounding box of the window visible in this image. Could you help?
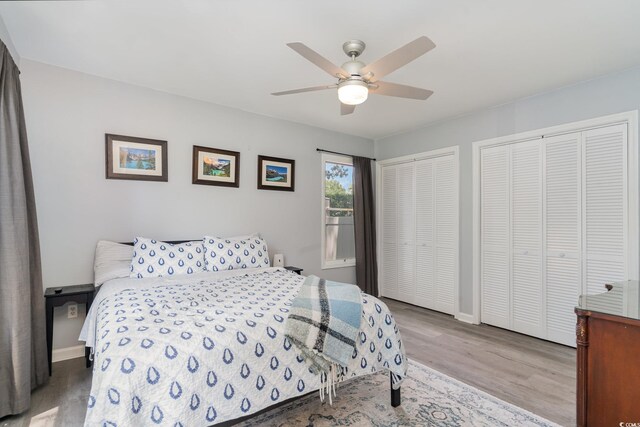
[321,154,356,269]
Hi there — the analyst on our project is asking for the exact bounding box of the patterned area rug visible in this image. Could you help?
[239,359,559,426]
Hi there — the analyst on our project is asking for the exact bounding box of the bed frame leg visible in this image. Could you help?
[390,375,401,407]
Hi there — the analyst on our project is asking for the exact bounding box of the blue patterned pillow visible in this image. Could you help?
[130,237,205,278]
[203,235,270,271]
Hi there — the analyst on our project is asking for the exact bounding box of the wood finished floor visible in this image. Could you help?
[0,358,92,427]
[384,298,576,426]
[1,299,576,427]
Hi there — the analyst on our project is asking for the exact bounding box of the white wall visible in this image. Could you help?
[375,66,640,316]
[20,60,373,349]
[0,13,19,64]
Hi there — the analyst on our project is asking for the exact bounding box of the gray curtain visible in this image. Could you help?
[352,156,378,296]
[0,40,48,418]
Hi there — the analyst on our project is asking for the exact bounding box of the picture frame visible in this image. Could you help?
[257,155,295,192]
[192,145,240,187]
[105,134,168,182]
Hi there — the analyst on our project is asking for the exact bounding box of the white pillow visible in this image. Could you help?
[130,237,204,278]
[203,235,270,271]
[211,233,258,240]
[94,240,134,286]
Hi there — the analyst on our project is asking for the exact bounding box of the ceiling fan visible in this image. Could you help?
[271,36,436,115]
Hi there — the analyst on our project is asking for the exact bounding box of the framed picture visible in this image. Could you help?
[257,155,295,191]
[105,134,168,182]
[192,145,240,187]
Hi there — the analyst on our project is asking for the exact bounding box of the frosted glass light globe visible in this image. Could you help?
[338,80,368,105]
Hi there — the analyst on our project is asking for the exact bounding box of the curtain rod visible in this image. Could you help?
[316,148,376,161]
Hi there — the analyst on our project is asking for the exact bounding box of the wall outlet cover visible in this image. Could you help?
[68,303,78,319]
[273,253,284,267]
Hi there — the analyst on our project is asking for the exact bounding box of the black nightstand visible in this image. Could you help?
[44,284,95,375]
[284,266,303,275]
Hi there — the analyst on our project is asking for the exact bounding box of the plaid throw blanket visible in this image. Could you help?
[285,275,362,402]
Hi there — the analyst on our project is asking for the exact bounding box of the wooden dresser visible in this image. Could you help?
[575,280,640,427]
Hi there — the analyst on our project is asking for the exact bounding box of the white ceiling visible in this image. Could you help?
[2,0,640,140]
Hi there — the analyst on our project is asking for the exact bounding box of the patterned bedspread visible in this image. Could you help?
[84,269,407,426]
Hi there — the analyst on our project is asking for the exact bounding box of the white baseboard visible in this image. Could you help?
[455,312,478,325]
[52,344,85,363]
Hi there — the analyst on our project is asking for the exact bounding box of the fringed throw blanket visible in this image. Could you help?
[285,275,362,403]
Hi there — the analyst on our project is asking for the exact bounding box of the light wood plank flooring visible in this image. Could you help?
[1,358,92,427]
[1,299,575,426]
[384,298,576,426]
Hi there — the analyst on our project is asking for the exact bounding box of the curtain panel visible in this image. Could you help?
[0,40,48,417]
[352,156,378,296]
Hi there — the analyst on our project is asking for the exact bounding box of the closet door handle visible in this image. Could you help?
[559,253,566,258]
[523,250,529,255]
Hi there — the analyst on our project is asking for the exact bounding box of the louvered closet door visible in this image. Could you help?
[481,145,511,329]
[544,132,581,346]
[396,163,416,302]
[434,155,457,314]
[510,141,543,337]
[583,124,628,314]
[414,159,435,309]
[381,166,398,299]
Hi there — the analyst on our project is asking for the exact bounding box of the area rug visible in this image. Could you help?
[238,359,559,426]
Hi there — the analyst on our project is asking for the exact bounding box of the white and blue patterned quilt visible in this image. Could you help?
[82,268,407,426]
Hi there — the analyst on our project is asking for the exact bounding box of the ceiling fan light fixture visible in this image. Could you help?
[338,80,368,105]
[274,37,436,114]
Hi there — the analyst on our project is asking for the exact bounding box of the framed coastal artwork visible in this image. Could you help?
[105,134,168,181]
[257,155,295,191]
[192,145,240,187]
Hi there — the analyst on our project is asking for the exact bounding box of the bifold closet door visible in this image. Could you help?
[480,145,511,329]
[380,151,458,315]
[544,132,581,346]
[414,155,457,314]
[481,141,544,337]
[381,166,398,299]
[414,159,435,309]
[396,163,416,302]
[510,141,543,337]
[583,124,628,313]
[479,123,631,346]
[433,155,457,314]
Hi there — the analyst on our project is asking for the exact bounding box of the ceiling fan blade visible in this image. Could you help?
[361,36,436,82]
[341,103,356,115]
[271,85,336,96]
[287,42,349,79]
[370,81,433,100]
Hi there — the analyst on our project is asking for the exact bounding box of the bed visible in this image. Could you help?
[80,240,407,427]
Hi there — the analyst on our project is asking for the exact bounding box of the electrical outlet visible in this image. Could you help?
[68,303,78,319]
